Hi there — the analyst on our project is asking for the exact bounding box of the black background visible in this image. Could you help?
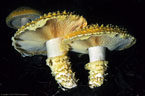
[0,0,145,96]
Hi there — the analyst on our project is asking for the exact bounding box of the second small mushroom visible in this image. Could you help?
[64,24,136,88]
[6,7,42,29]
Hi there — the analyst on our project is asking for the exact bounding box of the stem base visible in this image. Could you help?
[85,60,108,88]
[46,55,77,90]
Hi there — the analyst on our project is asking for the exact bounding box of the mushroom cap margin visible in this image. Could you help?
[63,24,136,54]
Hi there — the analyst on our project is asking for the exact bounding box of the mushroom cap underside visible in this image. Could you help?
[64,24,136,54]
[12,11,87,56]
[6,7,41,29]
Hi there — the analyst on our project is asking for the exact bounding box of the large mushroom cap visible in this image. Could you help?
[64,24,136,54]
[6,7,42,29]
[12,11,87,56]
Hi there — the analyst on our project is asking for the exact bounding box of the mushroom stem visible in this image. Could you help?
[88,46,106,62]
[85,46,108,88]
[46,38,65,58]
[46,38,77,90]
[21,18,31,26]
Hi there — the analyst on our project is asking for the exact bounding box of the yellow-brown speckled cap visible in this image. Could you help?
[64,24,136,54]
[12,11,87,56]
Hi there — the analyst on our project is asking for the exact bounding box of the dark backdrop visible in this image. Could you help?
[0,0,145,96]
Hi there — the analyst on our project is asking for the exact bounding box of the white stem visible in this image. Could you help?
[88,46,106,62]
[46,38,64,58]
[21,18,31,26]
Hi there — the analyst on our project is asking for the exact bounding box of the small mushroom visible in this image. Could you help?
[64,24,136,88]
[6,7,42,29]
[11,11,87,90]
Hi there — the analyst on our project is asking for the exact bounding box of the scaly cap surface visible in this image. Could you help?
[64,24,136,53]
[12,11,87,56]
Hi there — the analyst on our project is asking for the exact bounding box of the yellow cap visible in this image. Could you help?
[6,7,41,29]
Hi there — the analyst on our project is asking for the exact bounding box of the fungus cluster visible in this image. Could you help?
[6,7,136,90]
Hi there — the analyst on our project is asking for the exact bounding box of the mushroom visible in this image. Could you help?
[11,11,87,90]
[64,24,136,88]
[6,7,42,29]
